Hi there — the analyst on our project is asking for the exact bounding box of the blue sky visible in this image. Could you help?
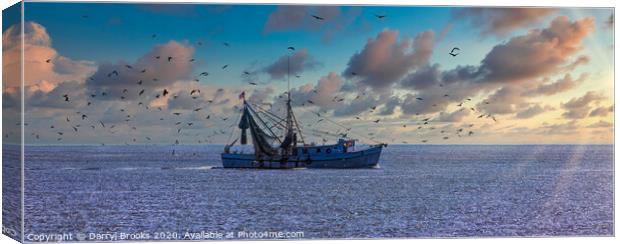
[20,3,455,88]
[18,4,612,90]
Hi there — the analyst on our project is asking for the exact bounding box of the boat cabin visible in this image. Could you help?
[292,139,355,156]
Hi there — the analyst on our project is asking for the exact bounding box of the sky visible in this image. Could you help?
[1,2,615,145]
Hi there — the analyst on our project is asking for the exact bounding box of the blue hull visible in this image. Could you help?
[221,145,383,169]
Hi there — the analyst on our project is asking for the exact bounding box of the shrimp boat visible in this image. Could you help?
[221,97,386,169]
[221,55,385,169]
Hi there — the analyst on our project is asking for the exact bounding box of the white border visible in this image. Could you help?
[0,1,617,244]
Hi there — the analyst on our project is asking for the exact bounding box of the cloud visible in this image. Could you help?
[434,16,596,116]
[263,6,360,42]
[287,72,344,110]
[263,49,320,80]
[476,86,526,114]
[333,16,595,117]
[165,86,235,112]
[438,108,471,122]
[455,8,556,37]
[85,41,195,100]
[322,7,361,42]
[333,95,379,117]
[333,16,597,118]
[589,105,613,117]
[515,104,549,119]
[476,16,595,83]
[476,73,588,116]
[439,65,480,85]
[529,73,588,96]
[399,76,482,116]
[27,81,86,109]
[539,121,579,135]
[587,120,612,128]
[377,96,401,116]
[400,93,442,115]
[561,91,606,119]
[3,21,50,48]
[263,5,307,33]
[400,64,441,90]
[343,29,435,91]
[2,22,96,89]
[247,87,275,104]
[561,55,590,72]
[437,23,453,42]
[2,90,18,109]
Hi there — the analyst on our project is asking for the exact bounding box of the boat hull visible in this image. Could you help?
[221,145,383,169]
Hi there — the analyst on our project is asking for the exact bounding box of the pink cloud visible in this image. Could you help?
[478,16,595,83]
[2,22,96,90]
[343,29,435,91]
[455,8,556,37]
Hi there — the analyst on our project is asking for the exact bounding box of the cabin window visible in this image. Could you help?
[326,148,332,154]
[316,148,321,153]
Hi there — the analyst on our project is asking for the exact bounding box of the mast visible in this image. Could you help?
[287,56,292,135]
[283,55,295,155]
[280,49,306,155]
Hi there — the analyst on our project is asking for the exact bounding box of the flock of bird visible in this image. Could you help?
[293,87,496,145]
[14,10,498,149]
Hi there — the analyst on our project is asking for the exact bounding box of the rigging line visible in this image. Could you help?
[246,104,283,143]
[299,122,350,136]
[252,109,288,134]
[225,105,243,145]
[258,112,286,129]
[266,123,286,133]
[252,104,288,129]
[294,105,383,144]
[304,128,342,138]
[284,113,346,140]
[317,114,383,144]
[251,103,281,118]
[290,108,305,144]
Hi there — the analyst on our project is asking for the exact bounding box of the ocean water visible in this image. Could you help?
[12,145,614,240]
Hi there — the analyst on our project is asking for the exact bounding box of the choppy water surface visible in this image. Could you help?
[19,145,613,239]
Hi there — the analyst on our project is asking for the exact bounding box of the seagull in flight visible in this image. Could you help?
[449,47,461,57]
[311,15,324,20]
